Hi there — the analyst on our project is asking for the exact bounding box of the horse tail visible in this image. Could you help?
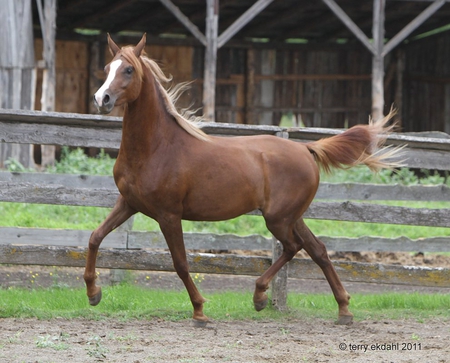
[306,110,404,174]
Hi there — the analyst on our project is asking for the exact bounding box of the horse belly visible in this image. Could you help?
[181,175,261,221]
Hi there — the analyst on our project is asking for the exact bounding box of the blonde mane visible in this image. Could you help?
[121,47,210,142]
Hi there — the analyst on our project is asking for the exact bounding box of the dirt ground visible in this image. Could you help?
[1,251,450,363]
[1,316,448,363]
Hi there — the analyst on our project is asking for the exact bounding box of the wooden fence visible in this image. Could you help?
[1,109,450,307]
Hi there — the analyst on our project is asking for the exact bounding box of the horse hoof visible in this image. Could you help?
[254,298,268,312]
[192,319,209,328]
[88,288,102,306]
[336,315,353,325]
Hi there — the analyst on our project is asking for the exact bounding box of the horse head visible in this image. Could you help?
[94,33,147,114]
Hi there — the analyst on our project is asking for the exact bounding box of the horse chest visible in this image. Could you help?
[114,165,182,216]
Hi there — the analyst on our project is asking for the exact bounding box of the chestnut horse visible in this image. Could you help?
[85,34,401,325]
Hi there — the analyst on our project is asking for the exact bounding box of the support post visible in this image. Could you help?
[109,215,135,285]
[271,238,288,311]
[371,0,385,121]
[38,0,57,168]
[394,49,405,127]
[88,40,102,114]
[245,48,256,124]
[203,0,219,122]
[270,130,290,311]
[0,0,36,169]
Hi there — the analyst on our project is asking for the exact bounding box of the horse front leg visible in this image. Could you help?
[84,195,136,306]
[158,215,208,324]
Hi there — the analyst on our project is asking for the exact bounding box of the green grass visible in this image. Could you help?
[2,202,450,240]
[0,285,449,322]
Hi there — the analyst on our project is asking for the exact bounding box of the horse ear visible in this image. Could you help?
[107,33,120,57]
[133,33,147,57]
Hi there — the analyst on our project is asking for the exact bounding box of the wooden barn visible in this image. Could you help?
[2,0,450,167]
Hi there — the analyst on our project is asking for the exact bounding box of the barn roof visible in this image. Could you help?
[32,0,450,45]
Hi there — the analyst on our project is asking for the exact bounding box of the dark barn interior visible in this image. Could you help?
[29,0,450,133]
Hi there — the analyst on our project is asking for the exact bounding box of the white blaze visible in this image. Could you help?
[94,59,122,106]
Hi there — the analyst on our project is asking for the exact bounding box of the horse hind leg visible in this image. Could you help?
[84,195,136,306]
[295,219,353,325]
[253,219,302,312]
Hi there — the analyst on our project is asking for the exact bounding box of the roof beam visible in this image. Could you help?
[382,0,446,56]
[322,0,376,55]
[239,3,317,40]
[217,0,275,48]
[158,0,207,46]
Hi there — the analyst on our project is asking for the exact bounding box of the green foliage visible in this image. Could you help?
[0,202,110,230]
[4,158,35,173]
[46,147,115,175]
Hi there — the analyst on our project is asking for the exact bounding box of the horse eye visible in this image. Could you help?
[125,67,133,75]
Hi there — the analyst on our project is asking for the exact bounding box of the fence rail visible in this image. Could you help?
[1,109,450,300]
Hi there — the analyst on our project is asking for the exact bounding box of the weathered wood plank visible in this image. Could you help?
[2,172,450,203]
[0,227,125,248]
[305,201,450,227]
[319,235,450,253]
[0,109,122,128]
[2,109,450,151]
[129,231,450,253]
[199,120,283,136]
[316,182,450,201]
[0,181,118,207]
[399,148,450,171]
[1,227,449,253]
[288,258,450,288]
[130,231,450,253]
[1,245,449,287]
[0,171,115,188]
[0,121,122,149]
[288,126,450,151]
[128,230,272,250]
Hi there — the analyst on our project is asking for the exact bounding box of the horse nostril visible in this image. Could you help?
[103,94,110,105]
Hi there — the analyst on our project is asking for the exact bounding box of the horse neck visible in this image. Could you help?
[120,74,181,158]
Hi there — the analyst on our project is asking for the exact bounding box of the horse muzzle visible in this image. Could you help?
[94,90,116,114]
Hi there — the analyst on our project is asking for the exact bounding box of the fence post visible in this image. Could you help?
[109,215,135,285]
[271,237,288,310]
[271,130,289,310]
